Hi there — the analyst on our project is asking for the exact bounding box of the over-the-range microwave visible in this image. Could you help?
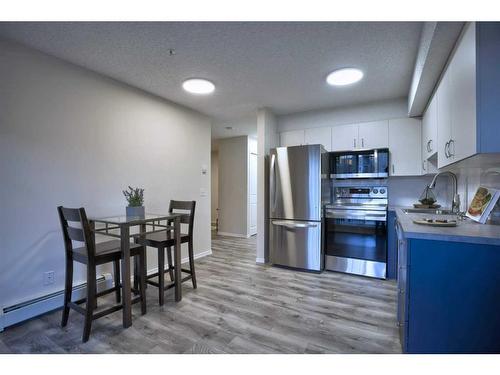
[329,148,389,179]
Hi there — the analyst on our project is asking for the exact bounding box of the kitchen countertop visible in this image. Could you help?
[392,206,500,246]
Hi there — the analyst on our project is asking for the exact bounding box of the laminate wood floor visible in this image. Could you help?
[0,233,401,353]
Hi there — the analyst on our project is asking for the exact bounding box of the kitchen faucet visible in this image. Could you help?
[427,171,461,213]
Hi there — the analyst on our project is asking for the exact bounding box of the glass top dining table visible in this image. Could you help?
[88,212,187,328]
[90,213,184,225]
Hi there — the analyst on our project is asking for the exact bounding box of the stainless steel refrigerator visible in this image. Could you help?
[269,144,329,271]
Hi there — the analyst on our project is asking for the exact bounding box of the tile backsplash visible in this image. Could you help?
[388,161,500,223]
[455,165,500,223]
[329,156,500,224]
[388,175,453,208]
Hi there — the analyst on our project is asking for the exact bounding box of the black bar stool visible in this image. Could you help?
[57,206,147,342]
[135,200,197,305]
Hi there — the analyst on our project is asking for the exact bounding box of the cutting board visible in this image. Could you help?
[413,203,441,209]
[412,219,457,227]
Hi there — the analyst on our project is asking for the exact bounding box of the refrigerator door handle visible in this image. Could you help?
[270,153,277,211]
[272,220,318,229]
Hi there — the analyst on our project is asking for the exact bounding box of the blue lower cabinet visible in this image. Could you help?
[401,238,500,353]
[386,210,397,279]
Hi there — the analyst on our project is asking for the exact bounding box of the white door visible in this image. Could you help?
[280,130,305,147]
[248,152,258,235]
[450,22,476,163]
[331,123,358,151]
[437,68,453,168]
[358,120,389,149]
[304,127,332,151]
[388,118,422,176]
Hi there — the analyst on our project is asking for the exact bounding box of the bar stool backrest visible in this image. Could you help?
[168,200,196,238]
[57,206,95,260]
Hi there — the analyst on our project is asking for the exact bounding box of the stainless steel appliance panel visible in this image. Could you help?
[270,219,322,271]
[324,185,388,278]
[270,145,322,221]
[325,255,386,279]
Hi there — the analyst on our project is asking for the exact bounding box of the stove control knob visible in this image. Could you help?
[380,188,386,194]
[372,188,378,194]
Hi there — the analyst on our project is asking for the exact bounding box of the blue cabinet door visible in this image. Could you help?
[407,239,500,353]
[386,210,397,279]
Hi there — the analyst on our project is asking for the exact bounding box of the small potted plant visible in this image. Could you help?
[123,186,145,218]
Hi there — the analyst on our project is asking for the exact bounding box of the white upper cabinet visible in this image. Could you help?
[449,22,476,163]
[331,123,359,151]
[331,122,388,151]
[422,93,438,159]
[421,158,438,175]
[436,22,477,168]
[280,130,305,147]
[437,67,453,168]
[389,118,422,176]
[304,127,332,151]
[358,120,389,149]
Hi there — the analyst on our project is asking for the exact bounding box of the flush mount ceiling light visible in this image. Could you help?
[182,78,215,95]
[326,68,364,86]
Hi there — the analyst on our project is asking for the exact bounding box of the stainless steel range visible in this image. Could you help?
[324,185,388,279]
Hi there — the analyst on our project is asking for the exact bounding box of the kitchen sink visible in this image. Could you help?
[403,208,455,215]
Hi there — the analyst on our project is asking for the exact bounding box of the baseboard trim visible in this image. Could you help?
[217,231,250,238]
[0,249,213,332]
[0,274,113,332]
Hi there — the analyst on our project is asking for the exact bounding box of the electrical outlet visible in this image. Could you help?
[43,271,55,285]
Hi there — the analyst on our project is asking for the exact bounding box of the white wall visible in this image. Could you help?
[277,98,408,132]
[211,151,219,224]
[256,109,278,263]
[217,136,249,237]
[212,116,257,140]
[0,38,212,313]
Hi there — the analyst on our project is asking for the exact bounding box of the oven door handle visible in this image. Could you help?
[271,220,318,229]
[326,210,387,221]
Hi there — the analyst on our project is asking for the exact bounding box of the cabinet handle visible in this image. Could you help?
[429,139,433,152]
[353,138,356,148]
[392,164,395,174]
[361,138,364,147]
[422,160,426,171]
[445,141,450,158]
[449,139,455,157]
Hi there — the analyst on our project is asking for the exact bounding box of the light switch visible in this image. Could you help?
[200,188,207,197]
[201,164,208,175]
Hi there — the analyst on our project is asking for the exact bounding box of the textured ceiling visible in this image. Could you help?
[0,22,423,129]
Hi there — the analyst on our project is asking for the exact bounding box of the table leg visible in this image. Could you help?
[139,223,147,314]
[140,223,147,290]
[174,216,182,302]
[121,225,132,328]
[89,220,98,308]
